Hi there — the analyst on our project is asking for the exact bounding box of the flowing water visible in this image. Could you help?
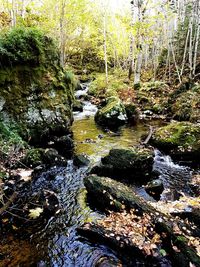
[0,84,195,267]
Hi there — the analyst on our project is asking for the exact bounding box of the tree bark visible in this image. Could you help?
[103,14,108,84]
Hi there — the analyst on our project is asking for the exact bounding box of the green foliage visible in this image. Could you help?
[153,122,200,150]
[0,119,26,153]
[88,71,129,97]
[0,27,58,67]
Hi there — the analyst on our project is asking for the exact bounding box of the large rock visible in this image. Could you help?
[124,103,139,124]
[0,27,75,147]
[53,135,74,158]
[151,121,200,162]
[73,154,90,167]
[91,148,154,183]
[84,175,154,212]
[95,96,127,128]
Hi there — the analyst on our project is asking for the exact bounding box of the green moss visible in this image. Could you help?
[0,27,59,67]
[88,71,129,98]
[171,90,200,122]
[152,122,200,152]
[22,148,43,167]
[95,96,127,128]
[0,27,75,146]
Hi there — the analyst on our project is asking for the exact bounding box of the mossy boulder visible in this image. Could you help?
[0,27,75,147]
[72,100,83,112]
[95,96,127,128]
[124,103,139,124]
[53,135,74,158]
[151,121,200,162]
[84,175,154,212]
[170,85,200,122]
[91,148,154,183]
[73,154,90,167]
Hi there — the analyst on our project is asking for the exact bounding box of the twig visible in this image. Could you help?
[0,192,18,215]
[142,125,154,145]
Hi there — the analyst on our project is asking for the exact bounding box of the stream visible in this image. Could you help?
[0,83,195,267]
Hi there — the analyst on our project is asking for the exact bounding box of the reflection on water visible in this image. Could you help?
[72,116,152,163]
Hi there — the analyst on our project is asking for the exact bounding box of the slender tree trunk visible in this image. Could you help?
[188,16,194,79]
[192,20,200,76]
[134,47,142,85]
[134,1,143,86]
[11,0,16,27]
[128,35,134,80]
[103,14,108,84]
[60,0,66,67]
[180,25,190,77]
[128,1,135,80]
[170,41,181,83]
[20,0,25,19]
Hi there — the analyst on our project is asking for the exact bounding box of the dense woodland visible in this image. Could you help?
[0,0,200,266]
[1,0,200,83]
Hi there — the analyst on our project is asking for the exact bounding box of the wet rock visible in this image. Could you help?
[151,121,200,163]
[95,96,127,128]
[84,175,155,212]
[145,179,164,200]
[43,189,60,215]
[73,100,84,112]
[171,208,200,227]
[53,135,74,158]
[124,103,139,124]
[189,174,200,196]
[91,148,154,183]
[73,154,90,167]
[42,148,67,166]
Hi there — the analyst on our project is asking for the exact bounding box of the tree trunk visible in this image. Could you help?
[103,14,108,84]
[11,0,16,27]
[192,20,200,77]
[59,0,66,67]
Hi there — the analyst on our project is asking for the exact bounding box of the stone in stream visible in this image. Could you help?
[53,135,74,158]
[124,103,139,125]
[84,175,154,212]
[73,154,90,167]
[73,100,84,112]
[95,96,128,128]
[145,179,164,200]
[91,147,154,183]
[150,121,200,164]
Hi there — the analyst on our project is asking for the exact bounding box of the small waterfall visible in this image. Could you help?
[73,83,98,120]
[153,149,192,200]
